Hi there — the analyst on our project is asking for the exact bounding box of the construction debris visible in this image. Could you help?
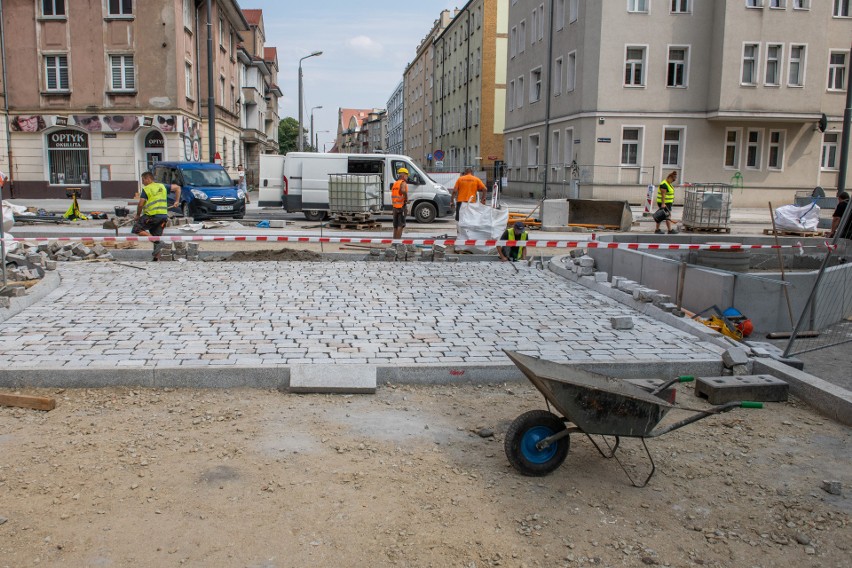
[0,392,56,411]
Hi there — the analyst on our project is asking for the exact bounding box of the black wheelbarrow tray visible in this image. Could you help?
[503,351,763,487]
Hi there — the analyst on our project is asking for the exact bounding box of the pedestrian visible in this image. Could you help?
[654,170,679,235]
[828,191,851,262]
[133,171,181,261]
[452,168,487,220]
[237,164,249,204]
[391,167,409,240]
[498,221,529,262]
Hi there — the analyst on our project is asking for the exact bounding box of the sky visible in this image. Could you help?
[242,0,459,150]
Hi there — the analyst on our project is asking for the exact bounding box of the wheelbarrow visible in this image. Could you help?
[503,351,763,487]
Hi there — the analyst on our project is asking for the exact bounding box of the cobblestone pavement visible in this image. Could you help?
[0,262,719,369]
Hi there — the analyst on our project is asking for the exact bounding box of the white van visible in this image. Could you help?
[281,152,453,223]
[258,154,286,207]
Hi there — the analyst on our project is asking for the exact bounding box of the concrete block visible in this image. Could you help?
[267,220,286,228]
[577,267,594,276]
[578,256,596,268]
[569,249,586,259]
[695,374,789,404]
[541,199,570,230]
[611,316,634,330]
[289,364,376,394]
[769,354,805,371]
[722,348,750,368]
[594,272,608,283]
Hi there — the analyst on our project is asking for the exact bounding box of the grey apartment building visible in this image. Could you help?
[503,0,850,206]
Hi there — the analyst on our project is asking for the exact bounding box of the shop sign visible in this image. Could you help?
[47,130,89,149]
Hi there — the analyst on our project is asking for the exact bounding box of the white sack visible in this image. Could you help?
[774,203,820,233]
[457,202,509,253]
[2,202,26,233]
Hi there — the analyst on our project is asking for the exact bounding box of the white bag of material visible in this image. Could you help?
[2,202,26,233]
[457,202,509,253]
[774,203,820,233]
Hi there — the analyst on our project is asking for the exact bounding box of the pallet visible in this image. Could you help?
[333,213,375,223]
[763,229,824,237]
[81,239,138,249]
[328,222,381,231]
[683,225,731,233]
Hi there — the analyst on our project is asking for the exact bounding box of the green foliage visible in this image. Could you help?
[278,117,313,153]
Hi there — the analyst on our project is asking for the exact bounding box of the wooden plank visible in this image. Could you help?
[0,393,56,411]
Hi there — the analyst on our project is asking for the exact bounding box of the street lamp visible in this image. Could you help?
[310,105,323,152]
[316,130,330,154]
[298,51,323,152]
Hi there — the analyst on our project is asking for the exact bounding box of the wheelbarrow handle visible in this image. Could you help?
[649,375,695,396]
[648,401,762,438]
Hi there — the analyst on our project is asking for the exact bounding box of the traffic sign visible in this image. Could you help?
[433,149,444,161]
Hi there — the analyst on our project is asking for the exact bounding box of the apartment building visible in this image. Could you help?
[239,9,282,181]
[362,110,388,154]
[403,10,455,167]
[433,0,508,183]
[386,81,404,155]
[0,0,284,199]
[504,0,850,205]
[335,108,374,154]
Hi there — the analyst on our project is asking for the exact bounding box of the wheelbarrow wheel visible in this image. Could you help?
[505,410,569,476]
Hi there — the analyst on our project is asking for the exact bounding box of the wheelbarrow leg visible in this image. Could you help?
[585,434,621,459]
[609,437,656,488]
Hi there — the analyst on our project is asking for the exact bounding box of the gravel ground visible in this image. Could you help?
[1,382,849,568]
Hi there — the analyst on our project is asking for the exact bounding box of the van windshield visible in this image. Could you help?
[182,169,233,187]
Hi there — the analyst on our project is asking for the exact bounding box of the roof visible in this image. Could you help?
[242,9,262,26]
[338,108,374,131]
[264,47,277,62]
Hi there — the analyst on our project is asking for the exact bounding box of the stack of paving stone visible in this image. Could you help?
[565,249,598,277]
[4,241,113,276]
[367,244,429,262]
[157,242,200,262]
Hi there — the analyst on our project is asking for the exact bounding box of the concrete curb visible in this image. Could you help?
[0,271,62,324]
[753,359,852,427]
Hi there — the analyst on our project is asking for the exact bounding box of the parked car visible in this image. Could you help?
[152,162,246,221]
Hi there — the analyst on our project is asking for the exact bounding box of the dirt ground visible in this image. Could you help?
[0,382,849,568]
[226,247,325,262]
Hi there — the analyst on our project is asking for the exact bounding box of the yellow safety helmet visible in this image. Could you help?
[397,167,409,175]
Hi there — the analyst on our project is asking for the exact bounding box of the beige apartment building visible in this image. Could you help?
[504,0,850,205]
[403,9,455,167]
[433,0,508,183]
[0,0,275,199]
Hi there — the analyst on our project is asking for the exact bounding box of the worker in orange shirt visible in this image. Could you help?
[452,168,487,221]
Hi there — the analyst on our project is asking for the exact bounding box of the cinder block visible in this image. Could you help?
[578,256,596,268]
[594,272,608,283]
[269,220,287,228]
[289,364,377,394]
[652,293,673,306]
[695,374,789,404]
[611,316,634,330]
[722,348,750,368]
[577,267,594,276]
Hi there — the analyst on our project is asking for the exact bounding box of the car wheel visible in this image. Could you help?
[413,202,437,224]
[304,210,327,222]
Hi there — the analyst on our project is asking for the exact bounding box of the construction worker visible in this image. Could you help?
[391,167,409,240]
[133,171,181,261]
[498,221,528,262]
[654,170,679,235]
[452,168,487,220]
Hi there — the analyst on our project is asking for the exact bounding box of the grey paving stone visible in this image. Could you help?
[289,364,377,394]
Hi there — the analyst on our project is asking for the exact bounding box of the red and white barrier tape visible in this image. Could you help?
[1,235,809,251]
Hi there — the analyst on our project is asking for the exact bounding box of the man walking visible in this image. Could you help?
[237,164,249,204]
[452,168,487,220]
[133,171,180,261]
[654,171,679,235]
[391,167,409,240]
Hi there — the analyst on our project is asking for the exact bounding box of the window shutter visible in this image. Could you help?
[111,57,122,89]
[125,56,135,90]
[58,56,68,89]
[46,57,57,90]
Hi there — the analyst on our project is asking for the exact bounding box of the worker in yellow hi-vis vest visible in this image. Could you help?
[654,171,679,235]
[133,171,181,261]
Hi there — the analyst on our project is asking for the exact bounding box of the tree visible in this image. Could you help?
[278,117,312,154]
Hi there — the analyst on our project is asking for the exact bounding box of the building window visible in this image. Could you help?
[746,0,763,8]
[827,51,848,91]
[621,128,641,166]
[569,0,579,21]
[765,44,782,86]
[537,4,545,40]
[768,130,785,170]
[510,27,517,57]
[769,0,785,8]
[219,18,225,47]
[182,0,192,30]
[746,129,762,169]
[185,62,193,99]
[671,0,691,12]
[556,0,565,29]
[219,76,225,104]
[507,137,514,168]
[667,47,688,87]
[109,55,135,91]
[530,67,542,103]
[41,0,65,17]
[662,128,684,167]
[567,51,576,91]
[624,47,646,86]
[509,80,515,111]
[108,0,132,16]
[724,129,741,169]
[44,55,69,91]
[742,43,759,85]
[47,130,89,186]
[793,0,809,8]
[531,8,538,44]
[628,0,648,13]
[821,133,839,169]
[833,0,850,16]
[788,45,806,86]
[554,58,563,96]
[528,134,540,179]
[564,128,575,171]
[551,129,561,179]
[519,20,526,53]
[516,76,525,108]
